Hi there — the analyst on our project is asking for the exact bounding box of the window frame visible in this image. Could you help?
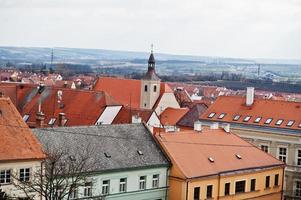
[70,184,78,200]
[83,182,92,197]
[0,169,11,184]
[235,180,246,194]
[139,176,147,190]
[264,118,273,124]
[101,180,110,195]
[265,176,270,188]
[295,180,301,197]
[23,114,30,122]
[119,178,127,193]
[243,116,251,122]
[206,185,213,198]
[275,119,284,126]
[296,148,301,167]
[254,117,262,123]
[250,179,256,191]
[193,186,200,200]
[233,115,241,121]
[153,85,157,92]
[144,85,148,92]
[274,174,279,186]
[277,146,288,163]
[224,182,230,196]
[19,168,30,182]
[260,144,269,153]
[208,112,216,118]
[48,118,56,125]
[287,120,295,127]
[218,113,226,119]
[152,174,159,188]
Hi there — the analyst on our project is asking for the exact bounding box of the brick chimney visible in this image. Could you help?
[36,112,45,128]
[58,113,67,127]
[246,87,254,106]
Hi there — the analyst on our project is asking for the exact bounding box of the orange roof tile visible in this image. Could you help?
[0,97,45,161]
[156,128,284,179]
[21,87,120,127]
[160,107,189,126]
[112,106,153,124]
[200,96,301,130]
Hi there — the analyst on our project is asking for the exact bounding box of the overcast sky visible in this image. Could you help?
[0,0,300,59]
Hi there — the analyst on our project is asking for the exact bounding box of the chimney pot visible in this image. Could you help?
[132,115,142,124]
[36,112,45,128]
[223,123,231,133]
[194,121,202,132]
[210,122,219,129]
[246,87,254,106]
[58,112,66,127]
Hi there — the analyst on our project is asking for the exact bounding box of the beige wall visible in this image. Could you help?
[140,79,161,109]
[0,160,42,200]
[155,93,180,115]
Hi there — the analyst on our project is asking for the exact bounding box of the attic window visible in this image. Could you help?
[23,114,30,122]
[208,157,214,163]
[137,150,143,155]
[235,154,242,159]
[48,118,56,125]
[264,118,273,124]
[275,119,284,126]
[243,116,251,122]
[287,120,295,127]
[208,112,216,118]
[104,152,111,158]
[218,113,226,119]
[233,115,240,121]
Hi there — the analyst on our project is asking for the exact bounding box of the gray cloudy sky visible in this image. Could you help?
[0,0,301,59]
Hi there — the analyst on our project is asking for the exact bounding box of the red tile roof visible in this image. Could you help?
[93,77,171,109]
[112,106,153,124]
[21,87,120,127]
[160,107,189,126]
[0,97,45,161]
[156,128,284,179]
[200,96,301,130]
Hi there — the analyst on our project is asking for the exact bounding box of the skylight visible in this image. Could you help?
[208,157,214,163]
[233,115,240,121]
[235,154,242,159]
[287,120,295,127]
[48,118,56,125]
[254,117,262,123]
[275,119,283,126]
[208,112,216,118]
[23,114,30,122]
[243,116,251,122]
[218,113,226,119]
[137,150,143,155]
[264,118,273,124]
[299,123,301,128]
[104,152,111,158]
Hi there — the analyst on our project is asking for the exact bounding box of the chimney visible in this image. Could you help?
[246,87,254,106]
[210,122,219,129]
[194,121,202,132]
[58,113,67,127]
[131,115,142,124]
[223,123,230,133]
[36,111,45,128]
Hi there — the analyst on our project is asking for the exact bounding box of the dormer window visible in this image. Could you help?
[23,114,30,122]
[218,113,226,119]
[233,115,240,121]
[254,117,262,123]
[275,119,283,126]
[264,118,273,124]
[243,116,251,122]
[144,85,148,92]
[208,157,214,163]
[48,118,56,125]
[208,112,216,118]
[287,120,295,127]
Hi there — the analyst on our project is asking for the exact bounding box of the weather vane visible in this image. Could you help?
[151,44,154,53]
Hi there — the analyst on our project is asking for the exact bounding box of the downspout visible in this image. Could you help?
[217,173,221,200]
[186,180,189,200]
[281,166,285,200]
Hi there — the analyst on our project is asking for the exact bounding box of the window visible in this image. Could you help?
[275,119,283,126]
[193,187,200,200]
[23,114,30,122]
[218,113,226,119]
[250,179,256,191]
[265,176,270,188]
[274,174,279,186]
[206,185,213,198]
[0,169,11,184]
[152,174,159,188]
[287,120,295,127]
[70,184,78,199]
[243,116,251,122]
[102,180,110,195]
[235,180,246,193]
[139,176,146,190]
[299,123,301,128]
[224,182,230,196]
[264,118,273,124]
[144,85,148,92]
[254,117,262,123]
[119,178,127,193]
[19,168,30,182]
[261,145,269,153]
[233,115,240,121]
[208,112,216,118]
[278,147,287,163]
[48,118,56,125]
[84,182,92,197]
[296,181,301,197]
[154,85,157,92]
[297,149,301,166]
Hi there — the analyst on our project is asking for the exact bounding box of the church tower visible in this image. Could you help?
[140,46,161,109]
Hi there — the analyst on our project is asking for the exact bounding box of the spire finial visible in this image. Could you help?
[151,44,154,53]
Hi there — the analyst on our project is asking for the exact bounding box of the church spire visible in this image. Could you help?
[148,44,155,70]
